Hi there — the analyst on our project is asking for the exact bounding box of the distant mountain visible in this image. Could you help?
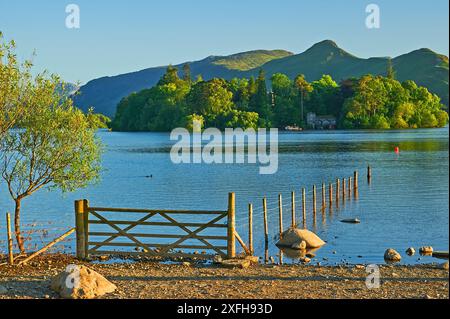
[73,40,449,117]
[245,40,449,103]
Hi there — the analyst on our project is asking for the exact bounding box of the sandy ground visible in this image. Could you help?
[0,254,448,299]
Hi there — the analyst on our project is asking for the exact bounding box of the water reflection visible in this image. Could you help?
[280,247,322,261]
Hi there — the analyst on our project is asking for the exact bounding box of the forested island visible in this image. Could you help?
[111,64,448,131]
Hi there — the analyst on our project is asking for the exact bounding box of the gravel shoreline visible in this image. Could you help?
[0,254,448,299]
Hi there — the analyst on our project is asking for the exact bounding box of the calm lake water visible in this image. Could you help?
[0,127,448,265]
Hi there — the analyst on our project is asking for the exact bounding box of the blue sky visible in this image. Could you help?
[0,0,448,84]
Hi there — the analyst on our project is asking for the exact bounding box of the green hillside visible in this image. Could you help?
[73,40,449,117]
[212,50,293,71]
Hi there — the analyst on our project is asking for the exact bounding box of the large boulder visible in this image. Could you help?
[384,249,401,263]
[51,265,117,299]
[276,228,325,249]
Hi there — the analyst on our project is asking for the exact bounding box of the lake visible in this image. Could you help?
[0,127,448,265]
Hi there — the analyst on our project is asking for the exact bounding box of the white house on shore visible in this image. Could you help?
[306,112,337,130]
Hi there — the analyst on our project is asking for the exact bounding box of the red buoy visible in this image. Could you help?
[394,146,400,154]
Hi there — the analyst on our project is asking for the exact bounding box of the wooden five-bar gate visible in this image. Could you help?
[75,193,249,260]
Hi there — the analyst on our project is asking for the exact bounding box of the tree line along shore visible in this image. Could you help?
[111,62,449,132]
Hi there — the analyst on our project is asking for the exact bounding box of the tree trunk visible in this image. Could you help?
[14,198,25,253]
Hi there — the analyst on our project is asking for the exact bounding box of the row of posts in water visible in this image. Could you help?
[245,166,372,261]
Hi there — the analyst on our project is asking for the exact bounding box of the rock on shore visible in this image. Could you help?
[51,265,117,299]
[384,249,402,263]
[276,228,325,249]
[419,246,434,255]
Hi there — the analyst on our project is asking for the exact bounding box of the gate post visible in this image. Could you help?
[83,199,90,259]
[75,200,87,259]
[227,192,236,259]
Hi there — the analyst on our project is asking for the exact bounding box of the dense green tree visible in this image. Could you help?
[213,109,259,130]
[249,70,272,127]
[112,66,190,131]
[391,102,415,128]
[248,76,257,95]
[187,78,233,126]
[294,74,313,125]
[271,73,298,127]
[386,58,396,80]
[342,75,448,129]
[184,114,204,131]
[157,65,180,86]
[228,78,250,111]
[182,63,192,83]
[307,75,339,117]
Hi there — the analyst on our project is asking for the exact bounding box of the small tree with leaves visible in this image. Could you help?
[0,74,102,252]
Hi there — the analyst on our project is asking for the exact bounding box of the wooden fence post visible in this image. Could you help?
[6,212,13,265]
[75,200,86,260]
[336,179,340,203]
[342,178,346,200]
[263,197,269,263]
[302,188,306,228]
[312,185,317,216]
[367,165,372,184]
[248,203,253,255]
[227,192,236,259]
[322,183,326,210]
[329,183,333,206]
[348,177,352,199]
[278,194,283,238]
[291,191,296,228]
[354,171,358,190]
[83,199,89,259]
